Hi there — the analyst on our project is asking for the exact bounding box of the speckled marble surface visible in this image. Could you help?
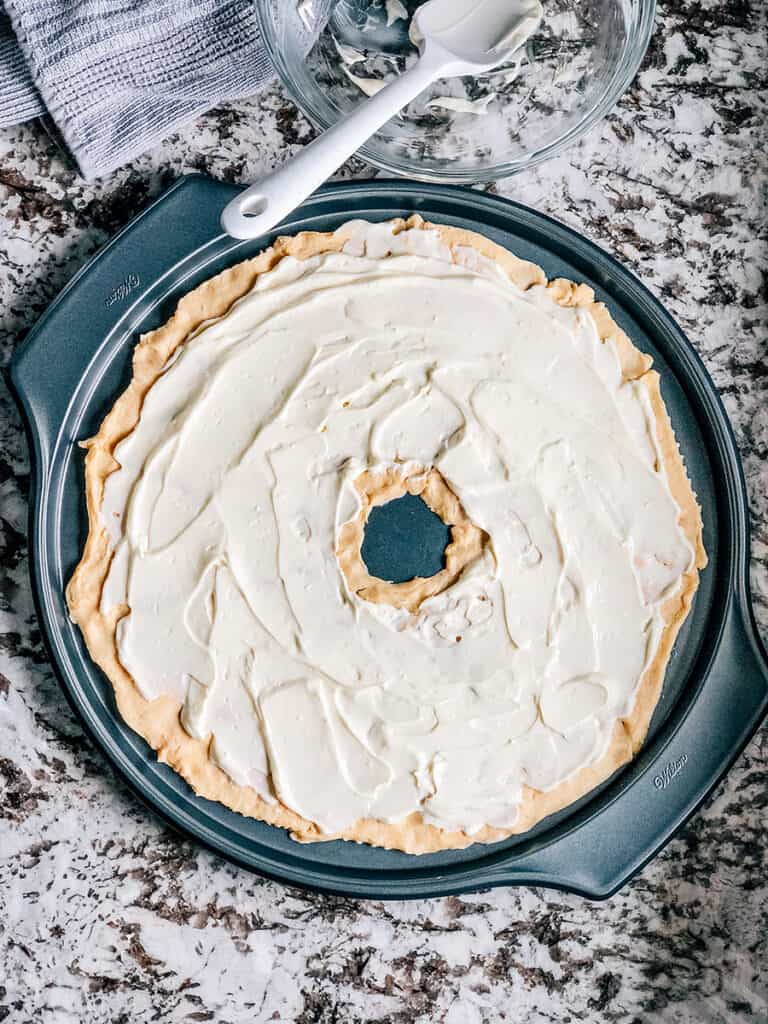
[1,0,767,1020]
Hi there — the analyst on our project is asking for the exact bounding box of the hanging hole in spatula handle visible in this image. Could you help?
[220,188,269,240]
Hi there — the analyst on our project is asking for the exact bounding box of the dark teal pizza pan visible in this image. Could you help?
[9,175,768,899]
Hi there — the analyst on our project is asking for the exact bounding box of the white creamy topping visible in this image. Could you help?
[426,94,496,115]
[385,0,408,26]
[334,39,366,66]
[100,221,693,835]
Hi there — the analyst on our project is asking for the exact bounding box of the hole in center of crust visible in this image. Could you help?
[360,493,451,585]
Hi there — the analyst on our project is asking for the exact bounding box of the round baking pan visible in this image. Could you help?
[9,177,768,899]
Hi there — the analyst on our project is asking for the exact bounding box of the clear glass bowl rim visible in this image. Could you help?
[255,0,657,183]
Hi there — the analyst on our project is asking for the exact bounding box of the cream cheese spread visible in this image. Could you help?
[338,0,541,114]
[97,220,694,836]
[426,94,496,114]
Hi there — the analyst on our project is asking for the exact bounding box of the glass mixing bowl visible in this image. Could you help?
[255,0,655,183]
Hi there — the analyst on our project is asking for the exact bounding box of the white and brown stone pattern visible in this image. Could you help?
[0,0,766,1018]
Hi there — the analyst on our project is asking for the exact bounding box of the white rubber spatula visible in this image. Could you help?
[220,0,542,240]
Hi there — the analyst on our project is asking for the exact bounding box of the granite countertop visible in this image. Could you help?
[1,0,766,1020]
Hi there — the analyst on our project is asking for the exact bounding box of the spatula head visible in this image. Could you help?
[415,0,543,69]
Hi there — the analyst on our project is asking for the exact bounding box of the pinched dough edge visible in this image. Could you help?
[66,216,706,854]
[336,466,489,614]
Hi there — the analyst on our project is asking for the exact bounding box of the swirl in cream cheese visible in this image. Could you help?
[99,221,693,835]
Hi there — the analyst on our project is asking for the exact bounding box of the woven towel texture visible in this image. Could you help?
[0,0,274,179]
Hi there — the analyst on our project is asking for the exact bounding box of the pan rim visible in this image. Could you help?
[9,176,767,898]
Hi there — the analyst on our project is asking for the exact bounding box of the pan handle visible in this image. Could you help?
[8,176,239,461]
[471,589,768,899]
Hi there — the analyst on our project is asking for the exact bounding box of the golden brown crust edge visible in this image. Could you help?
[336,466,489,614]
[66,215,707,854]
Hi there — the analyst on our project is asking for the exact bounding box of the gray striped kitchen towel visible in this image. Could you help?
[0,0,278,180]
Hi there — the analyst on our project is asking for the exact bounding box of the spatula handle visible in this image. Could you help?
[220,46,450,241]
